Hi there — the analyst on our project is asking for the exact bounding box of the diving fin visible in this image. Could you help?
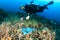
[47,1,54,6]
[44,1,54,9]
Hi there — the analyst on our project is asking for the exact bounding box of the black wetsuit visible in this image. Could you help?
[22,1,54,15]
[24,4,45,15]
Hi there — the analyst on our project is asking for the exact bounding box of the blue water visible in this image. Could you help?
[0,0,60,23]
[21,28,35,35]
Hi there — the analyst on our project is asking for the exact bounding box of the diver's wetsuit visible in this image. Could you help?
[24,4,45,15]
[23,1,54,15]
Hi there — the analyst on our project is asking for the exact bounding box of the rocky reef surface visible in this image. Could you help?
[0,9,60,40]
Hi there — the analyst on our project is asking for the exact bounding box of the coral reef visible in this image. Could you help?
[0,11,57,40]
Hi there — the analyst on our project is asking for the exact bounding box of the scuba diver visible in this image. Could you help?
[20,0,54,20]
[20,0,54,15]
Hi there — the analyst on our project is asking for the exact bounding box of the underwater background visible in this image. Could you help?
[0,0,60,40]
[0,0,60,23]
